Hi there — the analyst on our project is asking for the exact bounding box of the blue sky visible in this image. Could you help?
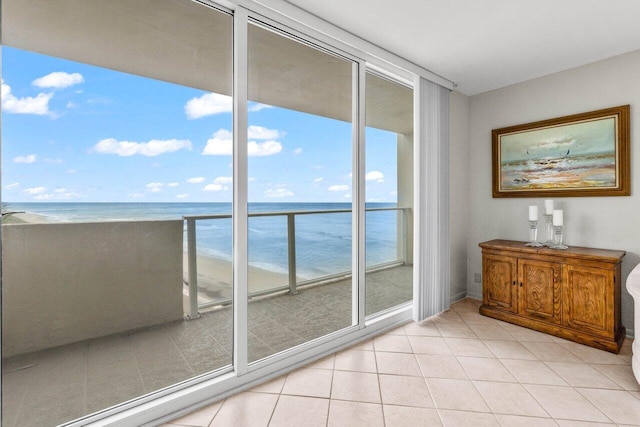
[2,47,399,203]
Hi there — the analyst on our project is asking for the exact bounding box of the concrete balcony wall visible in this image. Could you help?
[2,220,184,358]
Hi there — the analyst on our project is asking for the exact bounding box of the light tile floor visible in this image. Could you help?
[163,298,640,427]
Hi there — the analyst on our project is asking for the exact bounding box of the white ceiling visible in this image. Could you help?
[284,0,640,95]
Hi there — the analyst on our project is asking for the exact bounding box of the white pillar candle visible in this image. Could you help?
[552,209,564,226]
[528,205,538,221]
[544,199,554,215]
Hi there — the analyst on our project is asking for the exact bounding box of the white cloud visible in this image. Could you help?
[202,128,283,157]
[187,177,206,184]
[202,129,233,155]
[2,80,53,115]
[265,188,294,198]
[129,193,145,199]
[214,176,233,184]
[32,72,84,89]
[328,185,349,192]
[343,194,351,199]
[293,147,303,155]
[248,102,272,112]
[313,177,324,183]
[34,190,82,200]
[248,125,284,140]
[366,170,385,183]
[176,193,189,199]
[13,154,37,164]
[390,190,398,196]
[4,182,19,189]
[24,186,47,195]
[204,183,224,192]
[184,97,271,119]
[167,182,179,187]
[67,169,77,174]
[248,140,282,156]
[92,138,192,156]
[146,182,164,193]
[185,93,232,119]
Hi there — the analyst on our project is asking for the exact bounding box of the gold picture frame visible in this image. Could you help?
[492,105,630,198]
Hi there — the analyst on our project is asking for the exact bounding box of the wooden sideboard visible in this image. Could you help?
[479,239,625,353]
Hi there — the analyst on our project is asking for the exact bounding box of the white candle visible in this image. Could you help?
[528,205,538,221]
[544,199,554,215]
[553,209,564,226]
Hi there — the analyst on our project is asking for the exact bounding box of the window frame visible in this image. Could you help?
[0,1,431,426]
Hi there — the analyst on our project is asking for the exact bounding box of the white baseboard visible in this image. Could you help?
[467,289,482,301]
[450,290,468,304]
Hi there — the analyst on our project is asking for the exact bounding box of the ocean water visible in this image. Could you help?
[8,202,402,278]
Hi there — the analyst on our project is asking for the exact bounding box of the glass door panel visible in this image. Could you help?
[1,1,233,425]
[247,22,354,362]
[364,72,414,316]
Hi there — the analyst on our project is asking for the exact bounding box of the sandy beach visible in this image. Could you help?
[184,252,303,308]
[2,211,52,224]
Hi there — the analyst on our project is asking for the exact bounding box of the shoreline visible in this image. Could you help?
[183,252,302,307]
[2,211,52,224]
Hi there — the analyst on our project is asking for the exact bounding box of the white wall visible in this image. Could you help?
[450,91,470,301]
[465,50,640,335]
[2,220,184,357]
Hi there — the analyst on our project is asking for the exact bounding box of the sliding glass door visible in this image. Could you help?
[246,22,355,362]
[364,72,414,317]
[1,1,233,425]
[1,3,416,425]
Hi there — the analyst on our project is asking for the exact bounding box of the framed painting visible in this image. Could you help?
[492,105,630,198]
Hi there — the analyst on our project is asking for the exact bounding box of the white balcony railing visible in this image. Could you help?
[183,206,411,319]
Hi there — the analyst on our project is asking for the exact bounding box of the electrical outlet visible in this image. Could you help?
[474,273,482,283]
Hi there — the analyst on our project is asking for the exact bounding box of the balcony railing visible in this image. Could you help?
[183,206,411,319]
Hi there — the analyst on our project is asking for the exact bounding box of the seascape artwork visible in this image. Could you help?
[499,117,618,192]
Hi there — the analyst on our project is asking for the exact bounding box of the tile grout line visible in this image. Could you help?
[373,342,387,427]
[205,396,224,427]
[460,311,532,423]
[265,390,282,427]
[324,360,335,427]
[130,337,151,394]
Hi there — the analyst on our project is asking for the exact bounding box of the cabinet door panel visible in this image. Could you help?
[518,259,561,324]
[563,264,613,338]
[483,254,517,313]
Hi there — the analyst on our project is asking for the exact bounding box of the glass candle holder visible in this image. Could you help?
[543,213,554,246]
[525,220,543,247]
[551,225,568,249]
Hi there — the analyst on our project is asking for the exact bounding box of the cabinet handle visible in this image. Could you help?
[519,282,523,287]
[512,281,516,285]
